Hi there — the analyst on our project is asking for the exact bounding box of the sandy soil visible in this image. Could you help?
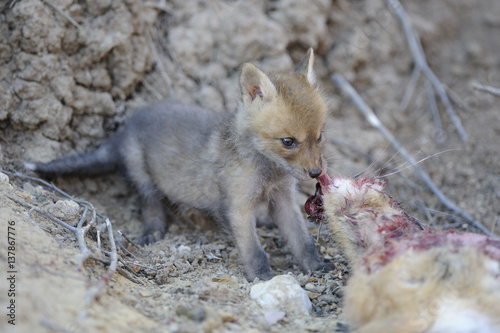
[1,0,499,332]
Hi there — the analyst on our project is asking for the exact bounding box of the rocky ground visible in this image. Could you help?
[1,0,499,332]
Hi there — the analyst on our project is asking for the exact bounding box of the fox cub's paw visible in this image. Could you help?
[139,225,166,246]
[245,249,275,282]
[139,230,164,246]
[255,270,275,281]
[301,242,334,273]
[312,261,334,274]
[302,255,334,274]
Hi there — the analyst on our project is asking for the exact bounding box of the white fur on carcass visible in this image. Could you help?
[308,174,500,333]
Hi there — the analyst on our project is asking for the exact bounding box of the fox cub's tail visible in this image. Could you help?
[25,138,120,180]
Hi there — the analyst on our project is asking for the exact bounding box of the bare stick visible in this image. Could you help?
[473,83,500,97]
[118,229,142,251]
[5,194,77,233]
[145,26,173,97]
[41,0,81,30]
[85,218,118,304]
[74,205,96,270]
[316,221,323,243]
[425,80,444,143]
[400,66,421,112]
[446,86,472,113]
[117,266,143,285]
[429,68,467,141]
[386,0,468,141]
[115,239,135,257]
[331,74,496,237]
[97,229,102,251]
[121,259,158,272]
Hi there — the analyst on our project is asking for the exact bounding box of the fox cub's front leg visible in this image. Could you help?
[271,184,332,273]
[226,204,274,281]
[223,182,275,281]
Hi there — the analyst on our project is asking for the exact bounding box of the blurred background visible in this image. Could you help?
[1,0,500,331]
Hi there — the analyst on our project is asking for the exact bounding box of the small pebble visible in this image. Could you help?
[178,245,191,256]
[176,305,207,323]
[0,172,9,183]
[47,200,80,222]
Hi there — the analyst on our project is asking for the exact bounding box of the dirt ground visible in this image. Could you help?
[1,0,499,332]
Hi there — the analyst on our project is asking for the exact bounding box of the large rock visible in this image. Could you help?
[0,0,156,163]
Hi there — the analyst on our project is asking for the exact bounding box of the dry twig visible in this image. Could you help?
[41,0,82,30]
[84,217,118,304]
[145,26,173,97]
[473,83,500,97]
[386,0,467,142]
[118,229,142,251]
[331,74,497,238]
[2,170,120,304]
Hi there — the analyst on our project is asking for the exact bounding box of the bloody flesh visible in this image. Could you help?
[305,182,324,222]
[305,174,333,222]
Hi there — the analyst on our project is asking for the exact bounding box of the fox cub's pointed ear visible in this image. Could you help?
[294,48,316,85]
[240,63,277,106]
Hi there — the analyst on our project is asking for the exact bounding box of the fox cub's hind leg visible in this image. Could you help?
[136,182,169,245]
[121,138,171,245]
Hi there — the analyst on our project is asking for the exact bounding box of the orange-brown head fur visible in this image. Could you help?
[238,48,327,181]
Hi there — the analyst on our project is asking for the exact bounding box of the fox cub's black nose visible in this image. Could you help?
[309,168,322,178]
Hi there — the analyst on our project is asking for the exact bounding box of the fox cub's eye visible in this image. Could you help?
[317,133,323,143]
[281,137,296,148]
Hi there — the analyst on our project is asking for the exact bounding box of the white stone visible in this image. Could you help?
[47,200,80,222]
[250,274,311,316]
[264,309,286,326]
[0,172,9,183]
[0,172,13,190]
[178,245,191,257]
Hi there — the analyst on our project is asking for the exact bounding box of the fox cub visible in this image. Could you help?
[27,49,331,280]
